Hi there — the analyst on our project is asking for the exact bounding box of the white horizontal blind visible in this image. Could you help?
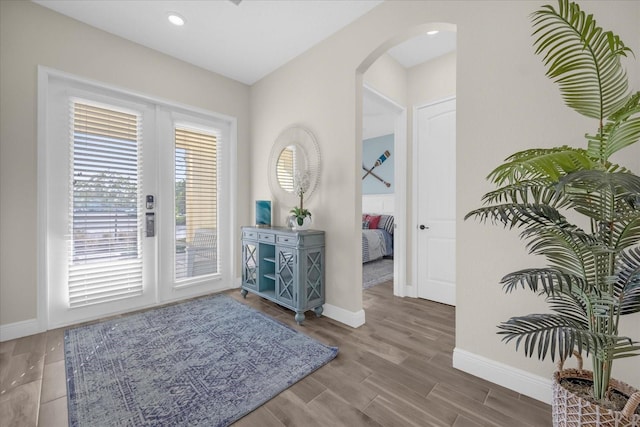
[277,146,295,192]
[68,101,143,307]
[175,126,218,279]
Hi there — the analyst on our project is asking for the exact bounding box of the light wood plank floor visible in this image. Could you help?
[0,282,552,426]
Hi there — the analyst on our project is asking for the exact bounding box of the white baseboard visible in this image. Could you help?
[452,347,552,404]
[1,295,365,340]
[0,318,45,342]
[3,280,243,342]
[322,303,365,328]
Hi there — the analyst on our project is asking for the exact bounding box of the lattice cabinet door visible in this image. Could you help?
[301,248,324,309]
[275,246,296,306]
[242,241,258,291]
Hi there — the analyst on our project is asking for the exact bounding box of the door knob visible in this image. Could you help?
[419,224,429,230]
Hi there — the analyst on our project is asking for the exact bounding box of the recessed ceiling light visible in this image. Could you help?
[427,30,440,36]
[167,13,185,26]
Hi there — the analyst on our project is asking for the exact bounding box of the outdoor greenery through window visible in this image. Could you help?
[69,101,143,307]
[175,126,218,279]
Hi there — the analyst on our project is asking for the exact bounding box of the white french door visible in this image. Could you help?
[43,71,233,328]
[156,109,231,302]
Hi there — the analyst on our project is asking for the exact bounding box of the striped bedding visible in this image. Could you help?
[362,228,393,263]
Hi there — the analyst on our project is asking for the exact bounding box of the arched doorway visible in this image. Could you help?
[356,23,457,304]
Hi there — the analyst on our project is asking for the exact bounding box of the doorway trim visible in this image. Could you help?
[362,84,407,297]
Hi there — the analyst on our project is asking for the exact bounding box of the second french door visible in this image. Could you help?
[156,108,232,302]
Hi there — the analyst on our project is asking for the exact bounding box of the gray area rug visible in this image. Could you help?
[363,258,394,289]
[64,294,337,427]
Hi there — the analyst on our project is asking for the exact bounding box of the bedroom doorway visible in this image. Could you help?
[357,22,457,303]
[361,85,404,293]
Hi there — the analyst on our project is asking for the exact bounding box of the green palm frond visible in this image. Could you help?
[531,0,632,120]
[498,314,588,361]
[587,93,640,160]
[467,203,599,280]
[523,227,597,280]
[558,170,640,222]
[465,203,581,232]
[498,314,639,362]
[609,339,640,360]
[547,293,590,325]
[500,268,588,295]
[615,247,640,315]
[480,179,564,207]
[609,217,640,253]
[487,147,597,186]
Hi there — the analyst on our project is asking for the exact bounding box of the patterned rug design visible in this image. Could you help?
[64,294,338,426]
[363,258,394,289]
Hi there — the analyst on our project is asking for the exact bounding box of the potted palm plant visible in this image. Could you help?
[466,1,640,425]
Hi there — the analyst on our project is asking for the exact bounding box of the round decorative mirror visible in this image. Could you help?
[268,126,321,206]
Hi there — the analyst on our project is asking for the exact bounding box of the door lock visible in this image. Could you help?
[419,224,429,230]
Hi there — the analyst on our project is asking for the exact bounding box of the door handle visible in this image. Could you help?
[419,224,429,230]
[146,212,155,237]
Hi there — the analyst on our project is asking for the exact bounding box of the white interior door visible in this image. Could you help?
[415,98,456,305]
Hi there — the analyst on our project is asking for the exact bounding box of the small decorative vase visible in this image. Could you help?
[292,216,312,231]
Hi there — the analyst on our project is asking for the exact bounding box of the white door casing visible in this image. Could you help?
[414,97,456,306]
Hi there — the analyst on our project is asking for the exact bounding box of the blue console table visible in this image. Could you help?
[240,226,325,324]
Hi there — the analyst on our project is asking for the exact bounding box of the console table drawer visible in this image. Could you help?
[276,235,297,245]
[243,230,258,240]
[258,233,275,243]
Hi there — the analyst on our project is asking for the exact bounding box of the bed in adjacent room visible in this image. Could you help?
[362,214,394,263]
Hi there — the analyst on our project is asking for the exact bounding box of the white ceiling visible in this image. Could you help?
[33,0,455,86]
[388,31,457,68]
[33,0,456,141]
[33,0,383,85]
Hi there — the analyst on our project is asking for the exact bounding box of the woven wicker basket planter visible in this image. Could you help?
[552,355,640,427]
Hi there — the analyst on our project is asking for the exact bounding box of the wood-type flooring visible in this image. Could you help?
[0,281,552,426]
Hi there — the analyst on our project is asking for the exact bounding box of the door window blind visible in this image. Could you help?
[68,101,143,307]
[175,126,218,279]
